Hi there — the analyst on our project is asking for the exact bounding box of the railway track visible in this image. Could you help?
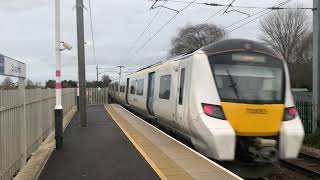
[279,152,320,179]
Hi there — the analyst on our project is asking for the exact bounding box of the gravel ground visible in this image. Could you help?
[266,146,320,180]
[302,145,320,159]
[267,163,316,180]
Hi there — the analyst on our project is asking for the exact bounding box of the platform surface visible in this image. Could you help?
[106,104,242,180]
[39,105,159,180]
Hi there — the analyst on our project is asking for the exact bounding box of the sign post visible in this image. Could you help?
[0,54,27,168]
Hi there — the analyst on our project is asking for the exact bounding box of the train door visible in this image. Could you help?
[147,72,155,115]
[176,63,187,127]
[125,78,129,104]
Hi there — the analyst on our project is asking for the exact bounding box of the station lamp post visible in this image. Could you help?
[55,0,72,149]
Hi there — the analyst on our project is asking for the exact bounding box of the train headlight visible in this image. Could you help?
[202,103,226,120]
[284,107,296,121]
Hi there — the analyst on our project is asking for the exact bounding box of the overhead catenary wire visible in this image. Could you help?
[133,0,294,70]
[156,0,314,10]
[132,0,198,57]
[226,0,293,33]
[202,6,226,23]
[177,0,292,47]
[221,0,291,31]
[88,0,97,67]
[128,0,167,53]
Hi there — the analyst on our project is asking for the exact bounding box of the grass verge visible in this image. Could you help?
[304,130,320,149]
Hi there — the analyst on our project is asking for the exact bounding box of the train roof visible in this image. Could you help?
[200,39,279,58]
[109,39,281,84]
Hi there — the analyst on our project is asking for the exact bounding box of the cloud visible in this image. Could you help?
[0,0,313,82]
[0,0,49,12]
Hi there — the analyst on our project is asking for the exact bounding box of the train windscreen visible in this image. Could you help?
[209,52,284,104]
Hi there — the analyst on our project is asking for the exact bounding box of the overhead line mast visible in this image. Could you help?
[313,0,320,132]
[76,0,87,127]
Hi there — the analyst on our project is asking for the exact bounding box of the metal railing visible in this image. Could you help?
[296,101,313,134]
[292,92,314,134]
[0,88,76,180]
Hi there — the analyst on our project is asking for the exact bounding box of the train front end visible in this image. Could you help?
[190,39,304,176]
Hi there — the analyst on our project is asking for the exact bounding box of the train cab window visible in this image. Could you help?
[209,52,284,104]
[136,79,144,96]
[178,68,185,105]
[159,74,171,100]
[130,81,136,94]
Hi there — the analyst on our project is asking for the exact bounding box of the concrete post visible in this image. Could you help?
[76,0,87,127]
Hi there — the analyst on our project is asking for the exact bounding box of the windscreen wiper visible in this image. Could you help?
[226,68,240,99]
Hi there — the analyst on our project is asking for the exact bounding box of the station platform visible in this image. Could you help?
[39,104,242,180]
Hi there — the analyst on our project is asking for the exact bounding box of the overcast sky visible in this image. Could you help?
[0,0,313,83]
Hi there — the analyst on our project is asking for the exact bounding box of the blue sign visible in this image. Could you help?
[0,55,4,75]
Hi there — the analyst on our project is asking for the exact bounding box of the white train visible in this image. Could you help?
[108,39,304,176]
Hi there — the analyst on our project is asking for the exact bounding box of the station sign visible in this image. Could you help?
[0,54,26,78]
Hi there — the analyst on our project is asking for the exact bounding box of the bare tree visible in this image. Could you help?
[259,6,311,64]
[2,77,14,89]
[169,23,227,56]
[35,81,43,87]
[296,32,312,64]
[101,75,112,87]
[25,79,43,89]
[26,79,34,89]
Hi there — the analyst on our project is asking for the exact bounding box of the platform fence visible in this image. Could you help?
[0,88,76,180]
[292,92,314,134]
[86,88,108,105]
[295,101,313,134]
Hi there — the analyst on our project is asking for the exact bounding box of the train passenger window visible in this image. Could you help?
[136,79,144,96]
[159,75,171,100]
[178,68,185,105]
[130,81,136,94]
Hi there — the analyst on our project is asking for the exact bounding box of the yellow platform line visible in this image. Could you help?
[105,105,168,180]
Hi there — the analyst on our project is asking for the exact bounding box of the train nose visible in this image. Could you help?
[221,102,284,136]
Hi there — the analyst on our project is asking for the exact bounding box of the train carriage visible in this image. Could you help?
[108,39,305,177]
